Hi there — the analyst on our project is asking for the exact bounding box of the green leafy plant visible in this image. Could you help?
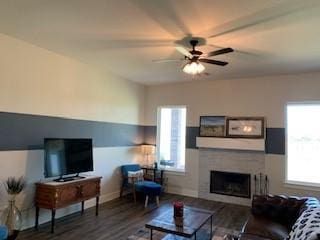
[5,177,25,195]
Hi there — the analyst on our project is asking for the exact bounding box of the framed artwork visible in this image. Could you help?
[199,116,226,137]
[226,117,265,138]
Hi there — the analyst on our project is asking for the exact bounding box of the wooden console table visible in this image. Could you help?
[35,176,101,233]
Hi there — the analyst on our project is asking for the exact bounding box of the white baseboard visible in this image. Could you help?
[84,190,120,208]
[166,187,198,198]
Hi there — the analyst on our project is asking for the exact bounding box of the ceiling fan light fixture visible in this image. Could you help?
[183,61,205,75]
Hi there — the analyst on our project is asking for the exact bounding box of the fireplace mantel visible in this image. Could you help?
[196,137,265,151]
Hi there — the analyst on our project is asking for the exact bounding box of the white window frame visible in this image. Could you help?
[156,105,187,172]
[285,102,320,189]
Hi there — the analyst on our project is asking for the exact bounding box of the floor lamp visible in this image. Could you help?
[141,144,156,167]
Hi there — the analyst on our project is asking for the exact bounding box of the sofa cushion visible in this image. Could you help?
[289,206,320,240]
[251,195,307,228]
[243,215,290,240]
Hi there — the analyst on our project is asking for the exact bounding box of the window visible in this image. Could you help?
[156,106,186,171]
[286,103,320,187]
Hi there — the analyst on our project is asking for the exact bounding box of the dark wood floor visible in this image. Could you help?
[18,194,250,240]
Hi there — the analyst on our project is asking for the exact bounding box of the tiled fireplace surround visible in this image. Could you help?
[198,148,265,206]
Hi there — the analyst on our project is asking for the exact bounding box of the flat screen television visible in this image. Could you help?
[44,138,93,181]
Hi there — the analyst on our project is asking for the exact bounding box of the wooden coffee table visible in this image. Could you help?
[145,207,214,240]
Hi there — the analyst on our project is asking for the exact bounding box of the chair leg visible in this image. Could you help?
[156,196,159,206]
[120,179,125,198]
[145,196,149,208]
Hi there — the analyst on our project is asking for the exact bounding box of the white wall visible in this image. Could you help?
[165,149,199,198]
[0,33,145,229]
[0,33,145,125]
[145,73,320,199]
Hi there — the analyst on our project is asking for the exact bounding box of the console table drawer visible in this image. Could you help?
[81,181,100,198]
[59,186,79,206]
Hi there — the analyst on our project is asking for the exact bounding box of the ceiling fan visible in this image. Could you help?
[154,39,234,75]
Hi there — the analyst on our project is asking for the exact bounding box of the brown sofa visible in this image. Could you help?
[238,195,320,240]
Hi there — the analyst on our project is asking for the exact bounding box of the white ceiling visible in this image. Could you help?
[0,0,320,84]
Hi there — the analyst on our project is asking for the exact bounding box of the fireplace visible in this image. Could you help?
[210,171,251,198]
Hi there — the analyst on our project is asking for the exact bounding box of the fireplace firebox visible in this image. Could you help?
[210,171,251,198]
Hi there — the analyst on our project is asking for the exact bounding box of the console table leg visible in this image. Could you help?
[95,196,99,216]
[81,201,85,215]
[150,229,153,240]
[35,206,39,230]
[51,209,56,234]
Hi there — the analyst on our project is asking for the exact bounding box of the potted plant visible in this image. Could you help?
[1,177,25,240]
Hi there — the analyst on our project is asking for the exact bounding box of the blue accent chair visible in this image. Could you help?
[0,225,8,240]
[120,164,161,204]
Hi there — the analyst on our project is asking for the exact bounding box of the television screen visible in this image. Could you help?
[44,138,93,178]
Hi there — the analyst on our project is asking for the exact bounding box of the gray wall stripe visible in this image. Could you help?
[143,126,199,149]
[265,128,285,155]
[0,112,286,154]
[144,126,157,145]
[0,112,144,151]
[144,126,286,155]
[186,127,199,149]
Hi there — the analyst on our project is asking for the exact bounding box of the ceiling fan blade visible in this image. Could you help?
[207,44,259,56]
[81,38,174,50]
[175,45,193,58]
[206,48,234,57]
[152,59,184,63]
[198,72,210,77]
[199,59,228,66]
[204,0,315,39]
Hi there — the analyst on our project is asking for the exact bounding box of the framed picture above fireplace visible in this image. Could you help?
[199,116,226,137]
[226,117,265,138]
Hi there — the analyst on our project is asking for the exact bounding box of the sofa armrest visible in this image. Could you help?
[239,233,271,240]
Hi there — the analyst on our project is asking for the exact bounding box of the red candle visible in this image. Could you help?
[173,201,184,218]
